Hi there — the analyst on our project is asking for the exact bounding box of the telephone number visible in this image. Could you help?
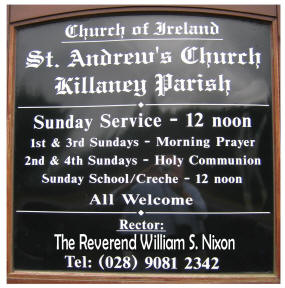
[98,255,219,271]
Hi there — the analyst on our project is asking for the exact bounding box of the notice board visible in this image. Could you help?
[7,5,280,284]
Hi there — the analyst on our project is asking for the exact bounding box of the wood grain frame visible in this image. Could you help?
[7,5,280,284]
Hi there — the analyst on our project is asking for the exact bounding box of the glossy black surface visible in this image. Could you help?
[14,14,273,273]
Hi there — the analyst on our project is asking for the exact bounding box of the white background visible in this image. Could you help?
[2,1,283,287]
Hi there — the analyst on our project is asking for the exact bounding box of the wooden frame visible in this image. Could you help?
[7,5,280,284]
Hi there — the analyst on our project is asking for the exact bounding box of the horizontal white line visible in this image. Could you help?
[143,159,149,162]
[144,140,151,143]
[184,177,191,180]
[16,210,271,215]
[170,118,178,122]
[61,38,224,44]
[17,103,270,109]
[116,230,166,233]
[146,103,270,107]
[17,104,137,109]
[145,211,271,215]
[16,210,137,215]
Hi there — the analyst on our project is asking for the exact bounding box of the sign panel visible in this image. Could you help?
[13,13,275,275]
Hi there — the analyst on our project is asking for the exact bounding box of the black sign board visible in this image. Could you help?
[8,7,280,283]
